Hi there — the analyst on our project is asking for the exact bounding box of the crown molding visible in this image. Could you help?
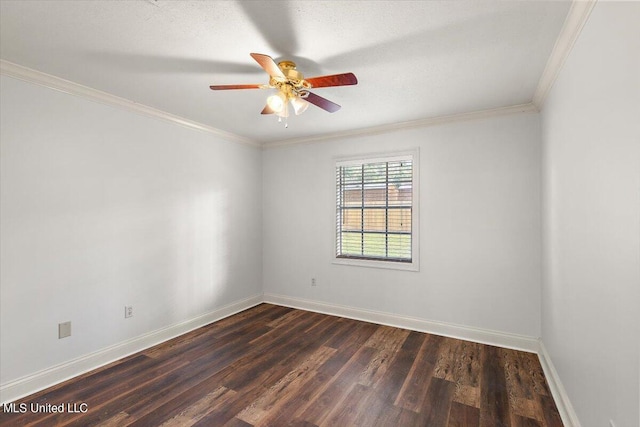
[0,60,536,150]
[263,103,538,148]
[0,60,260,148]
[533,0,597,108]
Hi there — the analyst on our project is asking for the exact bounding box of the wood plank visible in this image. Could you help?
[503,348,535,401]
[373,330,426,403]
[417,377,456,425]
[480,346,511,427]
[448,401,480,427]
[453,340,481,387]
[317,330,425,426]
[539,393,565,427]
[222,418,253,427]
[363,325,410,351]
[512,414,543,427]
[368,403,421,426]
[322,318,369,349]
[394,333,443,411]
[433,337,459,382]
[189,385,272,427]
[453,384,480,408]
[95,411,130,427]
[320,383,372,426]
[510,397,541,422]
[236,346,336,426]
[158,386,236,427]
[262,323,378,426]
[357,327,409,387]
[211,304,290,334]
[315,321,378,376]
[264,307,307,329]
[523,352,553,396]
[293,346,378,425]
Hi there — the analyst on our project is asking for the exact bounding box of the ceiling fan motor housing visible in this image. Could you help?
[267,61,310,99]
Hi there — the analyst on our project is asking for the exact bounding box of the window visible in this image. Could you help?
[335,151,418,270]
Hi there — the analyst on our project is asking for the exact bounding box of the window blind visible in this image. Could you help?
[336,157,413,262]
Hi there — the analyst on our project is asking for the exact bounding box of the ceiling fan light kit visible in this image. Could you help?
[290,97,310,115]
[210,53,357,128]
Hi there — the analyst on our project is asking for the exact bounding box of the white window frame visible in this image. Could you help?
[333,149,419,272]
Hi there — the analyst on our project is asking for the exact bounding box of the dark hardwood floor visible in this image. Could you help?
[0,304,563,426]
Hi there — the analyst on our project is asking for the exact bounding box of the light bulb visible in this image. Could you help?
[266,92,286,112]
[276,101,289,118]
[291,97,310,115]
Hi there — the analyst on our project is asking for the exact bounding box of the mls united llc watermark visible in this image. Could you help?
[3,402,88,414]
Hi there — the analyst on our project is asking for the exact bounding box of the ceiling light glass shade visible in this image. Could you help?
[276,101,289,118]
[290,97,310,115]
[266,92,286,113]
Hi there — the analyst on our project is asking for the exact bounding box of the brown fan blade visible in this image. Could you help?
[306,72,358,88]
[209,84,263,90]
[250,53,285,79]
[305,92,341,113]
[261,104,275,115]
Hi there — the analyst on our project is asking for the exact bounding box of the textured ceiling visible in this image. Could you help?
[0,0,571,144]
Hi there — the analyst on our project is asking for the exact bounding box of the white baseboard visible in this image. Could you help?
[0,293,263,405]
[263,293,540,353]
[537,339,581,427]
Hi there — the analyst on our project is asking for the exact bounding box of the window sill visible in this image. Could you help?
[333,257,419,272]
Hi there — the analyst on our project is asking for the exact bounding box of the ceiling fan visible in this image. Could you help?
[210,53,357,126]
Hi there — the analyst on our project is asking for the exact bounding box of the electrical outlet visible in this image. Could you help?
[311,278,316,286]
[125,306,133,318]
[58,321,71,339]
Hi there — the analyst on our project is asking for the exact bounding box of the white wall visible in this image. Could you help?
[263,112,542,338]
[541,2,640,426]
[0,76,262,386]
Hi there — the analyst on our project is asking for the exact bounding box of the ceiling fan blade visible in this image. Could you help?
[250,53,285,79]
[305,92,341,113]
[306,73,358,88]
[261,104,275,115]
[209,84,263,90]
